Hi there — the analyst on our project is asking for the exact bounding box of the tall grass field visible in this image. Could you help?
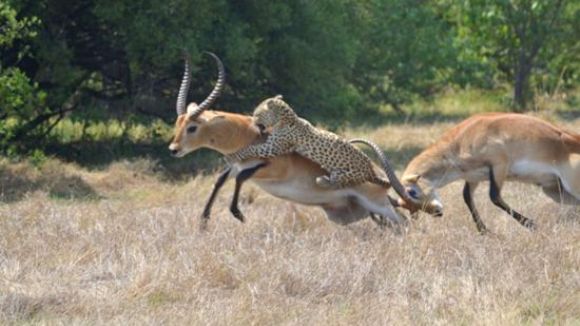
[1,92,579,324]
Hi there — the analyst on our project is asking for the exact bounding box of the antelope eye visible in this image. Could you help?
[408,188,419,199]
[186,125,197,134]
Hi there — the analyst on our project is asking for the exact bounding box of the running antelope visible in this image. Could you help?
[168,53,412,226]
[397,112,580,233]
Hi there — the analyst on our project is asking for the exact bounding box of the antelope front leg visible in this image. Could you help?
[462,181,488,234]
[488,165,535,230]
[200,167,232,230]
[201,167,231,219]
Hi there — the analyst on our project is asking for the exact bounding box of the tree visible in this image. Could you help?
[5,0,535,155]
[351,0,457,113]
[458,0,576,111]
[0,2,44,152]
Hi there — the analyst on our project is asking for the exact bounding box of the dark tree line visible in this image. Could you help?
[1,0,578,153]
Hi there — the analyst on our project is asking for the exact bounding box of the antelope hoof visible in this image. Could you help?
[476,225,489,235]
[523,219,536,231]
[199,218,209,232]
[231,210,245,223]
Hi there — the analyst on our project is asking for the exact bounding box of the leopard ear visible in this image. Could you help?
[267,98,280,110]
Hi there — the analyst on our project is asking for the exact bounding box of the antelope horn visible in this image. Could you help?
[189,51,226,119]
[176,52,192,116]
[349,138,416,205]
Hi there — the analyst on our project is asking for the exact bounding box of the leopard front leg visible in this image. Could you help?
[227,134,294,162]
[228,143,272,162]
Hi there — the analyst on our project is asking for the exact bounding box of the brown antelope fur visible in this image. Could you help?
[398,112,580,233]
[168,53,406,226]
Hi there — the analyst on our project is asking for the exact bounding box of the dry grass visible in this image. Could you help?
[1,117,579,325]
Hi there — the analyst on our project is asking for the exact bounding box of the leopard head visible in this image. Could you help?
[253,95,297,133]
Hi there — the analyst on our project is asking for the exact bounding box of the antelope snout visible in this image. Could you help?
[168,143,181,157]
[429,199,444,217]
[432,209,443,218]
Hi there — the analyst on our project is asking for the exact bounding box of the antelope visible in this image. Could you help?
[397,112,580,233]
[168,53,414,227]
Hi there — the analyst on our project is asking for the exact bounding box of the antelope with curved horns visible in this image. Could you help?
[397,112,580,233]
[168,53,412,226]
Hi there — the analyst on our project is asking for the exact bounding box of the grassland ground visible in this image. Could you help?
[0,112,579,324]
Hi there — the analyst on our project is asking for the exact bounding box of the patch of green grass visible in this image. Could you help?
[346,87,578,129]
[50,118,173,144]
[418,87,508,116]
[344,88,509,129]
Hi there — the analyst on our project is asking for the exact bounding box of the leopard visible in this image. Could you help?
[227,95,391,189]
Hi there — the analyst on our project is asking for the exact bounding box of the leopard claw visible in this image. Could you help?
[316,176,337,189]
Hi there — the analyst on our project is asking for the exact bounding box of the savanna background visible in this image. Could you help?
[1,0,579,324]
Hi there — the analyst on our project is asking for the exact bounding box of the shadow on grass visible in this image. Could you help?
[0,164,99,203]
[552,108,580,121]
[0,167,41,203]
[44,140,225,180]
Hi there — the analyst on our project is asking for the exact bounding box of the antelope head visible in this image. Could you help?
[397,174,444,217]
[168,52,227,157]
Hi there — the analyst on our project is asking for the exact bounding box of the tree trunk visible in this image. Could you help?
[513,71,527,112]
[513,51,533,112]
[391,102,404,114]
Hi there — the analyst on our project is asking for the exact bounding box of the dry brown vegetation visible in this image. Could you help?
[1,117,579,325]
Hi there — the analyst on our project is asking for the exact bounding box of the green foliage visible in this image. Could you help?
[0,68,40,114]
[352,0,458,112]
[0,67,47,153]
[0,2,38,47]
[0,2,42,152]
[455,0,578,110]
[28,148,48,168]
[0,0,578,157]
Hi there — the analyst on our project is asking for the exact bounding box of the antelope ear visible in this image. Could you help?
[403,174,421,183]
[187,102,205,119]
[188,103,210,122]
